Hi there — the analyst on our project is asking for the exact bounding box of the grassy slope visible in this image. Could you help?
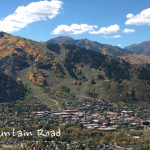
[43,64,109,101]
[18,67,61,110]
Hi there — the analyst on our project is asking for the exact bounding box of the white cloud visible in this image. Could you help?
[115,44,121,47]
[52,24,98,35]
[126,13,134,19]
[0,0,63,33]
[101,35,110,39]
[123,28,135,33]
[90,24,121,34]
[113,35,121,38]
[125,8,150,25]
[52,23,135,35]
[102,35,121,39]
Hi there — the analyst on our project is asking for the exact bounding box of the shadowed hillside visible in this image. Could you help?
[0,71,26,102]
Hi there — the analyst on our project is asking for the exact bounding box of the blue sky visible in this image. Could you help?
[0,0,150,47]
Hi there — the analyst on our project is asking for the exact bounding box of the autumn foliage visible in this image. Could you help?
[29,69,47,87]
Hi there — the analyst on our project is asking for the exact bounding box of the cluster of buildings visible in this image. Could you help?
[1,99,150,133]
[25,99,150,132]
[51,107,150,131]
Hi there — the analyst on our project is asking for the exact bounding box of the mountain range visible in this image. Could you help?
[0,32,150,106]
[48,36,132,57]
[48,36,150,64]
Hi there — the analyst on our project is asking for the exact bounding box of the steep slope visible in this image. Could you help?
[0,32,63,76]
[0,32,38,74]
[48,36,132,57]
[125,41,150,56]
[0,32,63,105]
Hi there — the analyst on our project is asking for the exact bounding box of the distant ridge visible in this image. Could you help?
[48,36,132,57]
[125,41,150,56]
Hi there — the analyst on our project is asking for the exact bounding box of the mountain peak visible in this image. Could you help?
[0,32,10,38]
[48,36,74,44]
